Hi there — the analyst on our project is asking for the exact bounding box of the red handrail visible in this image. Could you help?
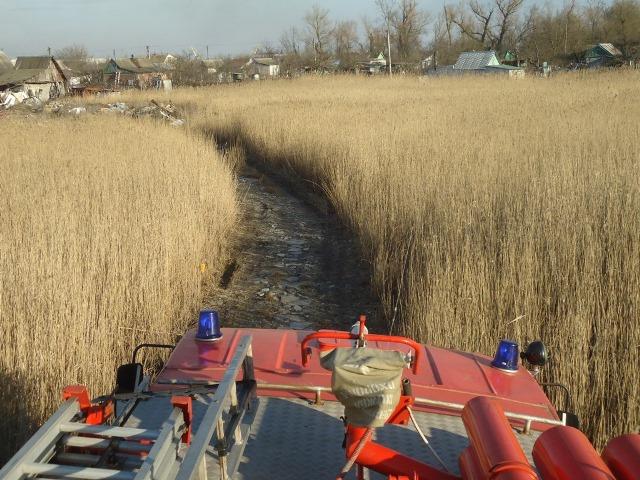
[300,329,423,375]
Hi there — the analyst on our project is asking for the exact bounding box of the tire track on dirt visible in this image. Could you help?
[202,165,379,331]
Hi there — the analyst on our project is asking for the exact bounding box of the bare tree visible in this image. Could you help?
[605,0,640,58]
[54,44,88,60]
[393,0,430,61]
[584,0,606,42]
[442,5,455,47]
[361,16,388,57]
[448,0,525,52]
[334,20,360,68]
[304,4,333,66]
[448,1,494,47]
[280,26,302,56]
[494,0,526,52]
[563,0,577,54]
[375,0,397,74]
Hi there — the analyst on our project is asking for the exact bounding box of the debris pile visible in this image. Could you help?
[0,94,185,126]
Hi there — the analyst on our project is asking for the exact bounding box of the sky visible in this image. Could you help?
[2,0,563,59]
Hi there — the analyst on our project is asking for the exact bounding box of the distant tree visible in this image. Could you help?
[604,0,640,58]
[447,1,494,47]
[361,16,388,57]
[334,20,360,69]
[431,6,462,66]
[393,0,430,61]
[280,26,303,56]
[375,0,397,73]
[304,4,333,67]
[256,41,279,57]
[584,0,607,43]
[54,44,88,60]
[447,0,526,53]
[173,55,209,86]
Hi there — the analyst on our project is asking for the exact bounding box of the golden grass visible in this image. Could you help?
[0,116,237,461]
[135,72,639,447]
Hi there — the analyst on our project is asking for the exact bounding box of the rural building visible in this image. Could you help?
[58,59,105,92]
[583,43,623,68]
[357,52,387,75]
[0,56,68,101]
[502,51,526,67]
[103,57,172,90]
[149,53,177,68]
[453,51,500,71]
[426,51,524,77]
[245,57,280,79]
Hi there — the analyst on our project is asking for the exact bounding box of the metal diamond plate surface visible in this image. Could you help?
[126,396,542,479]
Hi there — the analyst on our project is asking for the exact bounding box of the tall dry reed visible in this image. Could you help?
[157,73,638,447]
[0,115,237,461]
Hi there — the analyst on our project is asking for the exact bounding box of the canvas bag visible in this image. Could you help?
[320,347,408,427]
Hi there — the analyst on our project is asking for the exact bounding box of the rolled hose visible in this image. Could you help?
[460,396,537,479]
[602,434,640,480]
[532,426,615,479]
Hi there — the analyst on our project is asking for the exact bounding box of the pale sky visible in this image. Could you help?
[3,0,564,59]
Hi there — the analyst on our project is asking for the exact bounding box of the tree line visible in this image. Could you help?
[270,0,640,71]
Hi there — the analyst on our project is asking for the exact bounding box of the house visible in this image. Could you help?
[0,56,68,101]
[502,51,526,67]
[103,57,171,90]
[149,53,177,68]
[454,51,500,70]
[584,43,623,68]
[245,57,280,79]
[57,59,105,91]
[425,50,524,78]
[455,50,524,77]
[356,53,387,75]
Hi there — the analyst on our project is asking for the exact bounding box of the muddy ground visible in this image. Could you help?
[202,164,381,333]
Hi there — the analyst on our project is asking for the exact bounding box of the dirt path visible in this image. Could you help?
[203,166,379,332]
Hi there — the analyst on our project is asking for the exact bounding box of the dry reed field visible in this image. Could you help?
[148,72,638,447]
[0,116,237,461]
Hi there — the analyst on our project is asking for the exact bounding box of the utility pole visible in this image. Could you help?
[113,49,116,59]
[376,0,394,77]
[387,29,392,77]
[48,46,51,57]
[206,45,209,59]
[146,45,150,59]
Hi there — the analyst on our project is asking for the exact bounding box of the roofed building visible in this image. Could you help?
[57,59,105,88]
[245,57,280,79]
[357,52,387,75]
[103,57,172,90]
[426,50,524,78]
[584,43,623,68]
[0,56,68,100]
[454,51,500,70]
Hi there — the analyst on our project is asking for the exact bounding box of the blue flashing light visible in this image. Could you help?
[196,310,223,342]
[491,340,519,372]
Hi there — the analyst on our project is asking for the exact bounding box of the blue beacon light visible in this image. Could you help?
[196,310,223,342]
[491,340,519,372]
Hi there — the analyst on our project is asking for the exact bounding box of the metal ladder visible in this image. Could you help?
[0,396,187,480]
[0,335,256,480]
